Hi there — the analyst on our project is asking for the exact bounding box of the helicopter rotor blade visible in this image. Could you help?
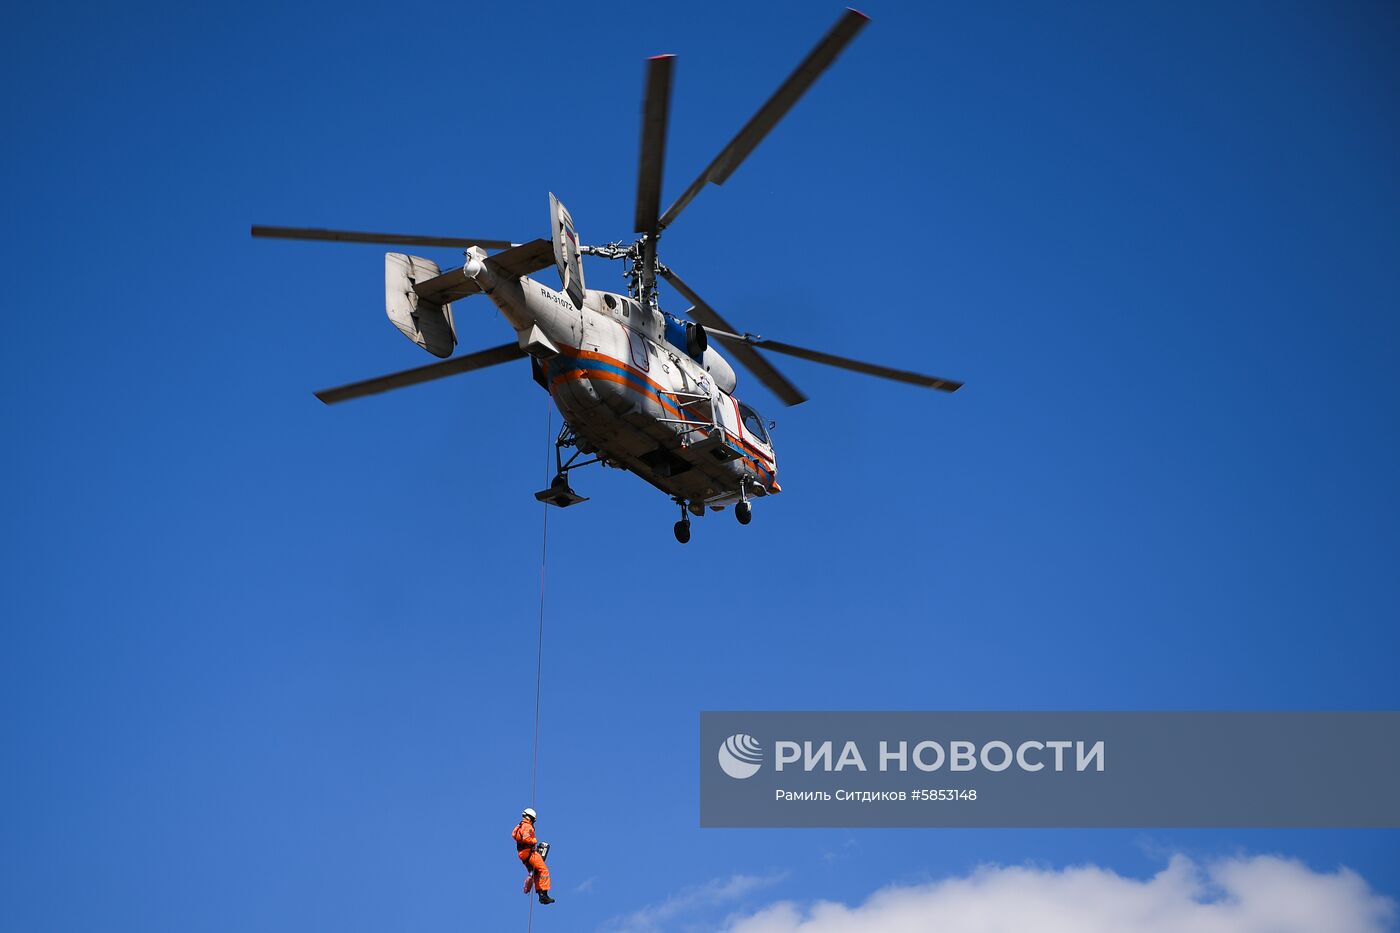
[252,225,518,251]
[659,266,808,406]
[314,343,526,405]
[702,326,962,393]
[634,54,675,239]
[657,8,868,231]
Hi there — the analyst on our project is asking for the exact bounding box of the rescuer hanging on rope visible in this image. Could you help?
[513,807,554,905]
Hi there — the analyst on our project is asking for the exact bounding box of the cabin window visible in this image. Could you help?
[627,327,650,372]
[739,403,769,444]
[604,294,616,309]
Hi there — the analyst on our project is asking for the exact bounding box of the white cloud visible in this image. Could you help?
[718,855,1394,933]
[605,872,788,933]
[819,838,863,866]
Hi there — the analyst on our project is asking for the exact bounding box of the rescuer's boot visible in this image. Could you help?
[538,892,555,905]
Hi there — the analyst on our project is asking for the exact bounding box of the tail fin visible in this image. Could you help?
[385,253,457,358]
[549,192,586,309]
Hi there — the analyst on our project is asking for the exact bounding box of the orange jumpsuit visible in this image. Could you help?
[512,818,550,893]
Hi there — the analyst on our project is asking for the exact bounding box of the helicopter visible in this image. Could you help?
[252,8,960,544]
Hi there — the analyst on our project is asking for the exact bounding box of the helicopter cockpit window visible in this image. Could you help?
[739,403,770,445]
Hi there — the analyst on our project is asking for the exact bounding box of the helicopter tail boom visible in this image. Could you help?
[383,240,557,358]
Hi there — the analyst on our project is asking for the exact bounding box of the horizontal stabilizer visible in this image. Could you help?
[407,239,555,305]
[413,267,481,304]
[492,238,557,281]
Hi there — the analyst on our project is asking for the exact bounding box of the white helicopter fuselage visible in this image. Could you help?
[256,10,965,539]
[486,271,779,508]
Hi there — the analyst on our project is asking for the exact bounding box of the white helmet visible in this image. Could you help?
[522,807,537,821]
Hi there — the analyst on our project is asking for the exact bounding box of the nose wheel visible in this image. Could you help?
[735,501,752,525]
[673,498,693,544]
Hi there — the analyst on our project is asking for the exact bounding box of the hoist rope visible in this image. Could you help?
[532,402,551,803]
[527,400,553,933]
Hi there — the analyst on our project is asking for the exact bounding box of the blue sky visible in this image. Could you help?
[2,1,1398,930]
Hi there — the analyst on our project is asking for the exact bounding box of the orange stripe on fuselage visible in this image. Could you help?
[561,348,778,467]
[549,366,693,423]
[568,347,670,396]
[548,367,778,489]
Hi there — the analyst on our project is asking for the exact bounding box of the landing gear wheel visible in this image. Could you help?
[673,520,691,544]
[735,501,753,525]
